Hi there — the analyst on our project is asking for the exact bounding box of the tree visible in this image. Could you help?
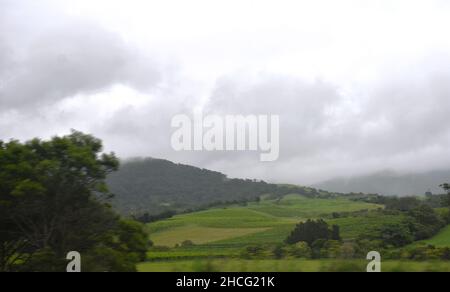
[441,183,450,208]
[407,205,445,240]
[385,197,421,212]
[272,245,285,259]
[0,131,147,272]
[285,219,340,246]
[378,223,414,247]
[285,242,311,259]
[331,225,341,241]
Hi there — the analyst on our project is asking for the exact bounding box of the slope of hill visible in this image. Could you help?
[139,192,450,272]
[420,225,450,247]
[107,158,320,216]
[146,194,383,253]
[315,169,450,196]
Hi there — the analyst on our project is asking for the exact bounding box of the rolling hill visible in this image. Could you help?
[146,194,384,255]
[107,158,323,216]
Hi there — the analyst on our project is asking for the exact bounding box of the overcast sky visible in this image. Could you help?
[1,0,450,185]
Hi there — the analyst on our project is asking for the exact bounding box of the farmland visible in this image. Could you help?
[145,194,384,260]
[141,193,450,272]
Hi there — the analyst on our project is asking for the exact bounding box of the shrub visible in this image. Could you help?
[285,219,341,246]
[285,242,312,259]
[181,240,195,247]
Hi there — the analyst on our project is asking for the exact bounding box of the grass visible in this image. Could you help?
[420,225,450,247]
[248,195,381,218]
[212,224,295,246]
[147,246,241,260]
[150,226,270,247]
[146,194,384,260]
[328,214,406,240]
[137,259,450,272]
[148,207,282,233]
[141,195,450,271]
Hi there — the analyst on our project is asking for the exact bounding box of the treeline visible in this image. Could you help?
[275,184,450,261]
[350,191,450,247]
[108,158,326,217]
[351,192,450,210]
[0,132,148,272]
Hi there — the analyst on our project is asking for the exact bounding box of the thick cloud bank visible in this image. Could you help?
[1,0,450,185]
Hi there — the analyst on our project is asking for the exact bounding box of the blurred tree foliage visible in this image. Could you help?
[0,131,148,272]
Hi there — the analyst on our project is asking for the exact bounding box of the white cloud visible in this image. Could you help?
[2,0,450,184]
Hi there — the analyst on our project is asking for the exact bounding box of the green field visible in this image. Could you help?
[421,225,450,247]
[146,195,383,260]
[138,259,450,272]
[151,226,270,247]
[141,194,450,272]
[328,214,406,240]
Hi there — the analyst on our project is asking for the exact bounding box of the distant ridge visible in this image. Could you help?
[315,169,450,196]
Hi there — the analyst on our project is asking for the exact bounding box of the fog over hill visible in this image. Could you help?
[315,169,450,196]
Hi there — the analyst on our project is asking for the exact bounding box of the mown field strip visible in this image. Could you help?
[151,225,271,247]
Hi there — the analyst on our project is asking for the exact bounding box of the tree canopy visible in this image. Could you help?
[285,219,341,246]
[0,131,147,272]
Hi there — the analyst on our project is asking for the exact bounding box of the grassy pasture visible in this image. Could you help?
[147,195,382,247]
[251,194,381,218]
[150,226,270,247]
[328,214,406,240]
[146,194,384,261]
[420,225,450,247]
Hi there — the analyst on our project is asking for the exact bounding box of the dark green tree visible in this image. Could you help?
[407,205,445,240]
[378,223,414,247]
[441,183,450,207]
[331,225,341,241]
[0,131,148,272]
[285,219,339,246]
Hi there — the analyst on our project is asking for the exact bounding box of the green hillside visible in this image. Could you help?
[107,158,326,216]
[421,225,450,247]
[146,194,383,259]
[142,192,450,272]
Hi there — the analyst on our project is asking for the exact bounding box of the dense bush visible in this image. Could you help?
[0,132,148,272]
[285,219,341,246]
[407,205,446,240]
[399,244,450,261]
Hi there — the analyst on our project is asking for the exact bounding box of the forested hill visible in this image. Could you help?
[107,158,321,216]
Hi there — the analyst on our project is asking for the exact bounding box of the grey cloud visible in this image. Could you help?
[348,60,450,160]
[0,41,8,79]
[2,0,450,187]
[73,64,450,185]
[0,1,160,111]
[193,64,450,184]
[204,74,343,159]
